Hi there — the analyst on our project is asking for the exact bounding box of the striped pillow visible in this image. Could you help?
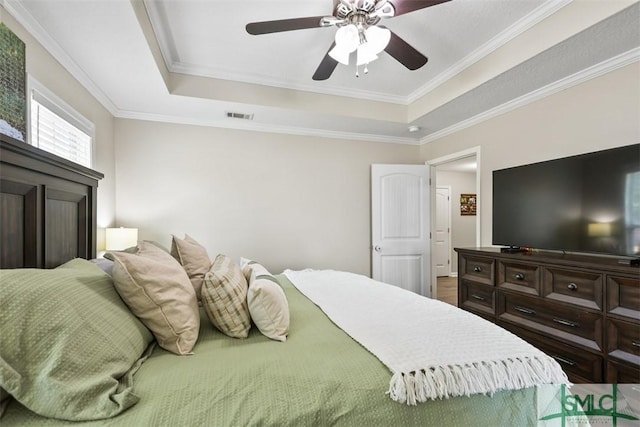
[202,254,251,338]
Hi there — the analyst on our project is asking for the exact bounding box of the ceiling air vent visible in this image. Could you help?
[226,111,254,120]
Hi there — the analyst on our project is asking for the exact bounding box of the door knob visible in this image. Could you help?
[374,245,382,252]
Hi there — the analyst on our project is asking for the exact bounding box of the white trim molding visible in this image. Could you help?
[420,48,640,145]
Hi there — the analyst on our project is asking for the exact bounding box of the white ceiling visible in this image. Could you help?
[4,0,639,144]
[436,157,477,172]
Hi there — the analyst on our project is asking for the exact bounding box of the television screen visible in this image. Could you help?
[492,144,640,257]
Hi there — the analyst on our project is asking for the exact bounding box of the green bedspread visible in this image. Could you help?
[2,275,540,426]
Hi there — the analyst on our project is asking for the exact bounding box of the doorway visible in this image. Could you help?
[435,186,451,277]
[428,147,480,305]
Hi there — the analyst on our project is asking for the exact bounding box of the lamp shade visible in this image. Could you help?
[105,227,138,251]
[588,223,611,237]
[330,24,361,65]
[356,45,378,66]
[356,26,390,65]
[364,26,391,54]
[334,24,359,52]
[329,44,352,65]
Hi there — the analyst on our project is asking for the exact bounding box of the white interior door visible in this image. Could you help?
[435,186,451,277]
[371,164,431,297]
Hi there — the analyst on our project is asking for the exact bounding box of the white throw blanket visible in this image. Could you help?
[283,269,569,405]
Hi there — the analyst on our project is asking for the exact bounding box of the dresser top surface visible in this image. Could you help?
[455,247,640,276]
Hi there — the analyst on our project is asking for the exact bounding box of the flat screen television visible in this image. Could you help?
[492,143,640,258]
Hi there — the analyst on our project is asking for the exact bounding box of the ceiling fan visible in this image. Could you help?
[246,0,452,80]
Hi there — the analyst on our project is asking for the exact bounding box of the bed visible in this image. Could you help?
[0,135,566,426]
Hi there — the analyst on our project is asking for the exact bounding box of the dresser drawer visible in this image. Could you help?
[460,280,495,317]
[499,322,603,383]
[606,360,640,383]
[459,254,494,286]
[607,275,640,321]
[498,293,602,352]
[543,267,602,311]
[607,318,640,366]
[498,261,541,296]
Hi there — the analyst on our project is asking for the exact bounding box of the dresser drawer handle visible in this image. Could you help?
[567,283,578,291]
[514,306,536,316]
[551,354,576,366]
[632,341,640,348]
[514,273,525,281]
[553,318,578,328]
[471,294,486,301]
[473,266,482,273]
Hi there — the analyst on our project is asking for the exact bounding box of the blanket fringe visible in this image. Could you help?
[388,355,569,405]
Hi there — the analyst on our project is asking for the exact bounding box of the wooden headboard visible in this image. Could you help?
[0,133,103,268]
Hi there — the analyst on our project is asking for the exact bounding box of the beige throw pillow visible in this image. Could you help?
[247,267,290,342]
[201,254,251,338]
[171,234,211,299]
[111,241,200,355]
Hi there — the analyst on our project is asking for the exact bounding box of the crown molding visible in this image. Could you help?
[168,61,408,105]
[420,48,640,145]
[143,0,407,105]
[407,0,573,104]
[2,0,119,115]
[9,0,627,147]
[144,0,572,107]
[115,110,420,145]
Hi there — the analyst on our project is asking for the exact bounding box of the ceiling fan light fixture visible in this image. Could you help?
[355,26,390,66]
[329,44,351,65]
[356,45,378,66]
[365,26,391,53]
[362,0,376,11]
[371,0,395,19]
[334,24,359,52]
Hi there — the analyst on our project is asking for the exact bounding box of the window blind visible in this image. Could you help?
[30,97,92,168]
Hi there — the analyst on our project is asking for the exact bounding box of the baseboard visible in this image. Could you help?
[449,272,458,278]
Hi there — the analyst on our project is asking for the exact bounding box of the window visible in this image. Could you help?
[29,78,94,168]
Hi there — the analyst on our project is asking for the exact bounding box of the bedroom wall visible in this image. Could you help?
[113,119,420,275]
[436,170,477,274]
[420,62,640,247]
[0,9,116,250]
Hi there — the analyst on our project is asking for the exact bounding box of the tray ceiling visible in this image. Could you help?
[4,0,639,144]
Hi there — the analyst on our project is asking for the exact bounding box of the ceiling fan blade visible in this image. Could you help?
[384,31,428,70]
[390,0,452,17]
[312,43,339,81]
[246,16,326,35]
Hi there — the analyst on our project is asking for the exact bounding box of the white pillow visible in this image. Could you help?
[247,267,290,342]
[240,258,269,282]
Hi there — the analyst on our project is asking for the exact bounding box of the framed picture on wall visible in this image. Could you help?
[460,194,476,216]
[0,23,26,142]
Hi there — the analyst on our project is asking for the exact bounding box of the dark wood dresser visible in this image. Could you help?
[455,247,640,384]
